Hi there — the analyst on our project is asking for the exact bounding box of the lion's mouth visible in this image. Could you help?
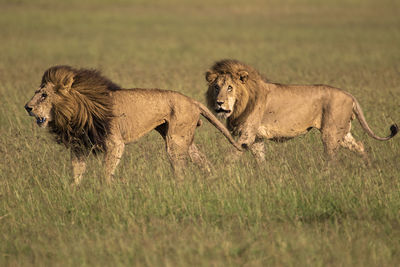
[36,117,47,126]
[215,107,232,119]
[215,108,231,114]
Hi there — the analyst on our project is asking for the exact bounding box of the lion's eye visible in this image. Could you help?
[227,85,233,92]
[214,85,220,93]
[41,93,48,99]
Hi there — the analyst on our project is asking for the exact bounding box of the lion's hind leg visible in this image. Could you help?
[320,100,353,162]
[157,122,190,178]
[165,136,190,179]
[321,130,342,161]
[249,138,266,164]
[339,132,370,165]
[188,143,212,174]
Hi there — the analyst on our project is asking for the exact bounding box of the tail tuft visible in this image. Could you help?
[390,124,399,137]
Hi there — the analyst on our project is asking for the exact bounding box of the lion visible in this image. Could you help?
[205,59,398,163]
[24,65,242,186]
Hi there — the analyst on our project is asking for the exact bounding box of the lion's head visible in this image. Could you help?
[205,59,265,128]
[25,65,120,152]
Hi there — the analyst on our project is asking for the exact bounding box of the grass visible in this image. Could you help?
[1,0,400,266]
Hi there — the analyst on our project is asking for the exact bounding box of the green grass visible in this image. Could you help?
[1,0,400,266]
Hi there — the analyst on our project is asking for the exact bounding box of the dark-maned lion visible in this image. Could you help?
[205,59,398,163]
[25,65,242,186]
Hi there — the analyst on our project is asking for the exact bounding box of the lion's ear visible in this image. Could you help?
[205,71,217,84]
[58,75,74,92]
[238,70,249,83]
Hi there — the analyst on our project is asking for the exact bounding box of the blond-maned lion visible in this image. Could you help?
[25,65,242,186]
[205,59,398,163]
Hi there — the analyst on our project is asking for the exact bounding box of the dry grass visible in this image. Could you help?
[1,0,399,266]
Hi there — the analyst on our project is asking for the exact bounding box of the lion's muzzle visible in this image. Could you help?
[24,104,33,115]
[24,104,48,127]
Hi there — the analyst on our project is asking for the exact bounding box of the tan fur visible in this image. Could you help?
[25,65,242,185]
[205,59,398,162]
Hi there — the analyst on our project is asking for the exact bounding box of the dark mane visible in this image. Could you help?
[42,65,121,154]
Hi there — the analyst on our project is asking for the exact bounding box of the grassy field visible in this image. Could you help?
[1,0,400,266]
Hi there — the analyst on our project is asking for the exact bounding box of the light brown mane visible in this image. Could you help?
[42,65,121,153]
[206,59,267,132]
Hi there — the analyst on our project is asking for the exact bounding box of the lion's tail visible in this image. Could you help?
[352,97,398,141]
[196,101,243,151]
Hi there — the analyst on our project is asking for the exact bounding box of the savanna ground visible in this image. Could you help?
[0,0,399,266]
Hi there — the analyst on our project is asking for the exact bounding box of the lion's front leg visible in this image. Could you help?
[71,151,87,187]
[237,127,257,150]
[228,127,257,161]
[249,138,265,163]
[103,140,125,185]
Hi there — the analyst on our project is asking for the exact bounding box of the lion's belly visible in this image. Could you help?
[117,116,166,143]
[258,100,322,139]
[112,91,171,143]
[258,116,321,139]
[257,125,309,139]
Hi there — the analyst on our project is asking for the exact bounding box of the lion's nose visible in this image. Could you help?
[216,100,224,105]
[25,104,32,113]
